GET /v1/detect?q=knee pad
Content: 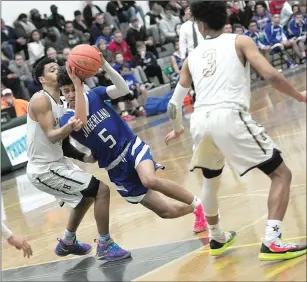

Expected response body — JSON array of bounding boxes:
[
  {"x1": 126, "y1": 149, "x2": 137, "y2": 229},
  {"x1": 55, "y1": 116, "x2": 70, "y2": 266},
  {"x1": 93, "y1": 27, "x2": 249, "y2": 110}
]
[
  {"x1": 202, "y1": 167, "x2": 224, "y2": 179},
  {"x1": 81, "y1": 176, "x2": 100, "y2": 198}
]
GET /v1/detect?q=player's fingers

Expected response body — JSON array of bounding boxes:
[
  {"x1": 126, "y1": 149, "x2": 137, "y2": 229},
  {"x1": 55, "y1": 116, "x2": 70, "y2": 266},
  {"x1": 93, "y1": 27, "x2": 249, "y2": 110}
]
[
  {"x1": 71, "y1": 66, "x2": 76, "y2": 76},
  {"x1": 24, "y1": 242, "x2": 32, "y2": 256},
  {"x1": 65, "y1": 61, "x2": 71, "y2": 73}
]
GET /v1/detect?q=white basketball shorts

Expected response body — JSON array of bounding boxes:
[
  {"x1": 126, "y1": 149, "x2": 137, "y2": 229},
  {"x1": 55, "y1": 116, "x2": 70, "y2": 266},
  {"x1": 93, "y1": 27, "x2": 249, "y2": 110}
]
[
  {"x1": 189, "y1": 107, "x2": 280, "y2": 176},
  {"x1": 27, "y1": 157, "x2": 93, "y2": 208}
]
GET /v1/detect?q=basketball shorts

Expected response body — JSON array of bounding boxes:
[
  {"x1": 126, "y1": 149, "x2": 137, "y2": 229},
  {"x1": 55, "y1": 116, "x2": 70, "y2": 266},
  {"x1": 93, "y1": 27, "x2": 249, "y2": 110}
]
[
  {"x1": 189, "y1": 106, "x2": 280, "y2": 176},
  {"x1": 27, "y1": 157, "x2": 93, "y2": 208},
  {"x1": 107, "y1": 136, "x2": 164, "y2": 204}
]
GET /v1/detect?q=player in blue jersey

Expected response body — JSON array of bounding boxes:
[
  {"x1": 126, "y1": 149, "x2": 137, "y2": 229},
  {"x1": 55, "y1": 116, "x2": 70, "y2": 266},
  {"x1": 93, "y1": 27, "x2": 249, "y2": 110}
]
[{"x1": 59, "y1": 57, "x2": 208, "y2": 237}]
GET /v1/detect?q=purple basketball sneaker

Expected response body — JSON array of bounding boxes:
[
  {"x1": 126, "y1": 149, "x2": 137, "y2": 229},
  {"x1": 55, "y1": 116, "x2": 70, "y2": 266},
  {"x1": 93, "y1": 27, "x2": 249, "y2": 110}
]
[
  {"x1": 95, "y1": 238, "x2": 131, "y2": 262},
  {"x1": 55, "y1": 238, "x2": 92, "y2": 256}
]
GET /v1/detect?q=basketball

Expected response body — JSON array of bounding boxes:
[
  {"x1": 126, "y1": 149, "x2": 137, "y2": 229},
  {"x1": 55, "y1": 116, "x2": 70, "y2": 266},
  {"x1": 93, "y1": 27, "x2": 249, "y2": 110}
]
[{"x1": 67, "y1": 44, "x2": 103, "y2": 80}]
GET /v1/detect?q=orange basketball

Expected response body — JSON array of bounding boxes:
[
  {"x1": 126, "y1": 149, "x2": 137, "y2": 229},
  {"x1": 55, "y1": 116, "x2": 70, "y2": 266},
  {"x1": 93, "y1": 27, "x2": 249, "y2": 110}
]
[{"x1": 67, "y1": 44, "x2": 103, "y2": 80}]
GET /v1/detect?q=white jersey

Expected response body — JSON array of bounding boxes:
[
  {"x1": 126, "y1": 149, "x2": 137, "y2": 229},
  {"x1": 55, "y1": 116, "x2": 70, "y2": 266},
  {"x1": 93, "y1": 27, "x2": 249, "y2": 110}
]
[
  {"x1": 27, "y1": 91, "x2": 66, "y2": 165},
  {"x1": 188, "y1": 33, "x2": 251, "y2": 110}
]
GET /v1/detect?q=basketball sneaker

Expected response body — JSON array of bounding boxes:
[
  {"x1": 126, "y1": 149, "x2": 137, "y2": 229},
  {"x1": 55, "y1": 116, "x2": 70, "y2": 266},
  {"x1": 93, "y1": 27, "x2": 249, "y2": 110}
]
[
  {"x1": 193, "y1": 204, "x2": 208, "y2": 233},
  {"x1": 210, "y1": 231, "x2": 237, "y2": 256},
  {"x1": 121, "y1": 111, "x2": 135, "y2": 121},
  {"x1": 95, "y1": 238, "x2": 131, "y2": 263},
  {"x1": 258, "y1": 238, "x2": 307, "y2": 261},
  {"x1": 54, "y1": 238, "x2": 92, "y2": 256}
]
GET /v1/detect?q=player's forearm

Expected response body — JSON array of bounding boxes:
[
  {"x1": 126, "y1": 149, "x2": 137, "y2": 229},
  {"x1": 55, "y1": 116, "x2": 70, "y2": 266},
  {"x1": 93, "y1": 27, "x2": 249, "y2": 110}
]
[
  {"x1": 2, "y1": 222, "x2": 12, "y2": 240},
  {"x1": 74, "y1": 84, "x2": 87, "y2": 125},
  {"x1": 267, "y1": 72, "x2": 304, "y2": 102},
  {"x1": 168, "y1": 84, "x2": 190, "y2": 133},
  {"x1": 62, "y1": 136, "x2": 86, "y2": 161},
  {"x1": 103, "y1": 60, "x2": 129, "y2": 98},
  {"x1": 47, "y1": 125, "x2": 73, "y2": 144}
]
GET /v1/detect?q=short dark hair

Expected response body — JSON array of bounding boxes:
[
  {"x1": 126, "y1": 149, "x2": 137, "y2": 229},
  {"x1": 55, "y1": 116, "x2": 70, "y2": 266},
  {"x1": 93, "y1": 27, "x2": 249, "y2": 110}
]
[
  {"x1": 33, "y1": 56, "x2": 56, "y2": 85},
  {"x1": 74, "y1": 10, "x2": 81, "y2": 17},
  {"x1": 65, "y1": 21, "x2": 73, "y2": 26},
  {"x1": 57, "y1": 67, "x2": 72, "y2": 87},
  {"x1": 119, "y1": 63, "x2": 131, "y2": 72},
  {"x1": 294, "y1": 11, "x2": 302, "y2": 17},
  {"x1": 190, "y1": 1, "x2": 227, "y2": 31},
  {"x1": 249, "y1": 20, "x2": 258, "y2": 26},
  {"x1": 164, "y1": 5, "x2": 173, "y2": 12}
]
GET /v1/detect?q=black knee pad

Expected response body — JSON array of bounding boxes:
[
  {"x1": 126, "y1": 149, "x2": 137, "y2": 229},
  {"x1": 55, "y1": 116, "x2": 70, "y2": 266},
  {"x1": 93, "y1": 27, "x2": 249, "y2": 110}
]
[
  {"x1": 202, "y1": 167, "x2": 224, "y2": 179},
  {"x1": 81, "y1": 176, "x2": 100, "y2": 198},
  {"x1": 257, "y1": 149, "x2": 283, "y2": 175}
]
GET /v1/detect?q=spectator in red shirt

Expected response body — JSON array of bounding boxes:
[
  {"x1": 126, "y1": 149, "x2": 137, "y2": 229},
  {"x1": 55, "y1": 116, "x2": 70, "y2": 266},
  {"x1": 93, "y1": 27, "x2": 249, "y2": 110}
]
[
  {"x1": 108, "y1": 30, "x2": 133, "y2": 63},
  {"x1": 269, "y1": 0, "x2": 287, "y2": 15}
]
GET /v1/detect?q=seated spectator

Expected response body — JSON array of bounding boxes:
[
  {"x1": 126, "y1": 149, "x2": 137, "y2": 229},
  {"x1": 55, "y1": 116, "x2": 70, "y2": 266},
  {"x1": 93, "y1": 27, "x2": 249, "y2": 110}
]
[
  {"x1": 1, "y1": 88, "x2": 28, "y2": 117},
  {"x1": 224, "y1": 23, "x2": 233, "y2": 33},
  {"x1": 96, "y1": 38, "x2": 113, "y2": 63},
  {"x1": 286, "y1": 12, "x2": 306, "y2": 63},
  {"x1": 145, "y1": 2, "x2": 163, "y2": 46},
  {"x1": 48, "y1": 5, "x2": 65, "y2": 32},
  {"x1": 46, "y1": 47, "x2": 65, "y2": 66},
  {"x1": 73, "y1": 10, "x2": 90, "y2": 41},
  {"x1": 126, "y1": 17, "x2": 157, "y2": 57},
  {"x1": 252, "y1": 2, "x2": 272, "y2": 31},
  {"x1": 113, "y1": 52, "x2": 150, "y2": 86},
  {"x1": 9, "y1": 54, "x2": 36, "y2": 97},
  {"x1": 62, "y1": 47, "x2": 72, "y2": 61},
  {"x1": 263, "y1": 14, "x2": 298, "y2": 68},
  {"x1": 95, "y1": 24, "x2": 114, "y2": 46},
  {"x1": 44, "y1": 26, "x2": 62, "y2": 52},
  {"x1": 301, "y1": 3, "x2": 307, "y2": 22},
  {"x1": 233, "y1": 23, "x2": 245, "y2": 34},
  {"x1": 159, "y1": 5, "x2": 181, "y2": 44},
  {"x1": 108, "y1": 31, "x2": 133, "y2": 63},
  {"x1": 13, "y1": 13, "x2": 36, "y2": 40},
  {"x1": 270, "y1": 0, "x2": 287, "y2": 15},
  {"x1": 106, "y1": 1, "x2": 129, "y2": 27},
  {"x1": 228, "y1": 1, "x2": 246, "y2": 27},
  {"x1": 89, "y1": 13, "x2": 105, "y2": 45},
  {"x1": 244, "y1": 20, "x2": 271, "y2": 62},
  {"x1": 121, "y1": 1, "x2": 145, "y2": 22},
  {"x1": 133, "y1": 42, "x2": 165, "y2": 85},
  {"x1": 1, "y1": 60, "x2": 24, "y2": 100},
  {"x1": 179, "y1": 0, "x2": 189, "y2": 22},
  {"x1": 60, "y1": 21, "x2": 86, "y2": 49},
  {"x1": 28, "y1": 30, "x2": 45, "y2": 67},
  {"x1": 170, "y1": 40, "x2": 183, "y2": 84},
  {"x1": 280, "y1": 1, "x2": 294, "y2": 26},
  {"x1": 29, "y1": 9, "x2": 48, "y2": 38},
  {"x1": 119, "y1": 64, "x2": 147, "y2": 117},
  {"x1": 1, "y1": 19, "x2": 27, "y2": 60},
  {"x1": 83, "y1": 0, "x2": 103, "y2": 29},
  {"x1": 292, "y1": 4, "x2": 300, "y2": 14}
]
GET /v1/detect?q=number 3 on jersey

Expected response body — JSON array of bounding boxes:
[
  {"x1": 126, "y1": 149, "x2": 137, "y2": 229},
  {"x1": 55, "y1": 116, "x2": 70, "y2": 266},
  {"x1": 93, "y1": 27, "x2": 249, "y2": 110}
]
[
  {"x1": 202, "y1": 49, "x2": 216, "y2": 77},
  {"x1": 98, "y1": 128, "x2": 116, "y2": 149}
]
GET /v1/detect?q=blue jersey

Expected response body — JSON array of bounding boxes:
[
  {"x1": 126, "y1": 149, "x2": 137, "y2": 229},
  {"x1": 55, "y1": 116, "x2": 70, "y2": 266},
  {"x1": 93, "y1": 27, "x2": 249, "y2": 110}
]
[{"x1": 60, "y1": 87, "x2": 135, "y2": 168}]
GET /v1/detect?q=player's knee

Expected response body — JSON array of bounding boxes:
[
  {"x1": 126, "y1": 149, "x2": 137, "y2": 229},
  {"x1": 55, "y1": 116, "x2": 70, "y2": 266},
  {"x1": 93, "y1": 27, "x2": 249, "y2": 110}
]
[
  {"x1": 81, "y1": 176, "x2": 100, "y2": 198},
  {"x1": 96, "y1": 182, "x2": 110, "y2": 199},
  {"x1": 202, "y1": 167, "x2": 223, "y2": 179},
  {"x1": 269, "y1": 163, "x2": 292, "y2": 184},
  {"x1": 141, "y1": 175, "x2": 159, "y2": 190}
]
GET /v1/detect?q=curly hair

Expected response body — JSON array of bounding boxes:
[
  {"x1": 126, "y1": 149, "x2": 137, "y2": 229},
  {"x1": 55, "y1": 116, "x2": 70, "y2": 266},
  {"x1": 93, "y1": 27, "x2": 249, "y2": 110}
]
[
  {"x1": 190, "y1": 1, "x2": 227, "y2": 31},
  {"x1": 57, "y1": 67, "x2": 73, "y2": 87}
]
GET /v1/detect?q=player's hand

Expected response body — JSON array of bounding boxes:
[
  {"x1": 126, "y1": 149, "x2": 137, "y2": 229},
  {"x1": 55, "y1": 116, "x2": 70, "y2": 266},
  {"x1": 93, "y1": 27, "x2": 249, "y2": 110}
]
[
  {"x1": 66, "y1": 61, "x2": 82, "y2": 87},
  {"x1": 83, "y1": 154, "x2": 96, "y2": 163},
  {"x1": 165, "y1": 128, "x2": 184, "y2": 145},
  {"x1": 298, "y1": 91, "x2": 306, "y2": 103},
  {"x1": 67, "y1": 116, "x2": 83, "y2": 131},
  {"x1": 7, "y1": 235, "x2": 33, "y2": 258}
]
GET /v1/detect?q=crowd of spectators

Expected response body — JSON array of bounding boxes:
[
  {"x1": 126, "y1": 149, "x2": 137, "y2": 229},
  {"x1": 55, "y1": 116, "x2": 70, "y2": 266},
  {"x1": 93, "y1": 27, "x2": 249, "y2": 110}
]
[{"x1": 1, "y1": 0, "x2": 306, "y2": 121}]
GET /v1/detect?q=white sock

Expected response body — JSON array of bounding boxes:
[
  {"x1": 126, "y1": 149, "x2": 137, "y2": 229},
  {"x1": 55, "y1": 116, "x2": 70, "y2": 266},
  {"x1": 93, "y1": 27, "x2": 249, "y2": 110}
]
[
  {"x1": 264, "y1": 220, "x2": 282, "y2": 242},
  {"x1": 190, "y1": 196, "x2": 201, "y2": 210},
  {"x1": 63, "y1": 229, "x2": 76, "y2": 245}
]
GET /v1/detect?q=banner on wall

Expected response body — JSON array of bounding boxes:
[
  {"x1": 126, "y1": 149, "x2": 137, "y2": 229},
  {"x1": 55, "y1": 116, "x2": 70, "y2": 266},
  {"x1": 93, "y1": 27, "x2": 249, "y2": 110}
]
[{"x1": 2, "y1": 124, "x2": 27, "y2": 166}]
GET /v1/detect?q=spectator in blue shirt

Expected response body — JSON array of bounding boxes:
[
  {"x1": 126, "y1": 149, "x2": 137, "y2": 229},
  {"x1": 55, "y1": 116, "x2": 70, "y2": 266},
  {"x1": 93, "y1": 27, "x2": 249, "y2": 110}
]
[
  {"x1": 287, "y1": 12, "x2": 306, "y2": 63},
  {"x1": 263, "y1": 14, "x2": 298, "y2": 68},
  {"x1": 95, "y1": 24, "x2": 114, "y2": 46},
  {"x1": 244, "y1": 20, "x2": 271, "y2": 62},
  {"x1": 119, "y1": 63, "x2": 147, "y2": 117}
]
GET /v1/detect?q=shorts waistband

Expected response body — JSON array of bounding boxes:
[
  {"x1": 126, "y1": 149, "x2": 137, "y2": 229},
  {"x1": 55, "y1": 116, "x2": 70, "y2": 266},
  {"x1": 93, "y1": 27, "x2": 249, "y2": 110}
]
[
  {"x1": 105, "y1": 142, "x2": 131, "y2": 171},
  {"x1": 194, "y1": 102, "x2": 248, "y2": 112}
]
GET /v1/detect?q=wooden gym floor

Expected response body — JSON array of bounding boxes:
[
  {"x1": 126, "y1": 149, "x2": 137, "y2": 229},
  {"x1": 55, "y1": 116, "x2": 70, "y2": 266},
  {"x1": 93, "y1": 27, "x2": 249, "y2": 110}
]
[{"x1": 1, "y1": 67, "x2": 306, "y2": 281}]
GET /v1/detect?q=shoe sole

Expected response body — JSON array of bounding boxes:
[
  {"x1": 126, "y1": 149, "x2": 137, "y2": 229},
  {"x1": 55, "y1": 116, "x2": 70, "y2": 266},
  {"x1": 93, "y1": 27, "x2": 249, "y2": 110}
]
[
  {"x1": 96, "y1": 252, "x2": 131, "y2": 263},
  {"x1": 55, "y1": 246, "x2": 93, "y2": 257},
  {"x1": 210, "y1": 236, "x2": 237, "y2": 256},
  {"x1": 258, "y1": 249, "x2": 307, "y2": 261}
]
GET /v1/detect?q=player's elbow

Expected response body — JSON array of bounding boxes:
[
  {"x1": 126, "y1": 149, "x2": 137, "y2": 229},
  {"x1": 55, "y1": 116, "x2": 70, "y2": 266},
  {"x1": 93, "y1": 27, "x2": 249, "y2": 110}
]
[{"x1": 46, "y1": 133, "x2": 59, "y2": 144}]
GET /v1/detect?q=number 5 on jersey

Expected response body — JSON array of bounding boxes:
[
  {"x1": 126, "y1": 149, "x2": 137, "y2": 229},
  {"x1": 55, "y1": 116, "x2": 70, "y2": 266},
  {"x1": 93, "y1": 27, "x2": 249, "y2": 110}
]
[{"x1": 98, "y1": 128, "x2": 116, "y2": 149}]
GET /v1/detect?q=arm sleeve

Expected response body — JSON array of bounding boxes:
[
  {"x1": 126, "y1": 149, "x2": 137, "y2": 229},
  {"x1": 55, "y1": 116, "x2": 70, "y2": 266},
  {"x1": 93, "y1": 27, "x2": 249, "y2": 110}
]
[
  {"x1": 167, "y1": 83, "x2": 190, "y2": 132},
  {"x1": 2, "y1": 222, "x2": 12, "y2": 240},
  {"x1": 62, "y1": 136, "x2": 86, "y2": 162}
]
